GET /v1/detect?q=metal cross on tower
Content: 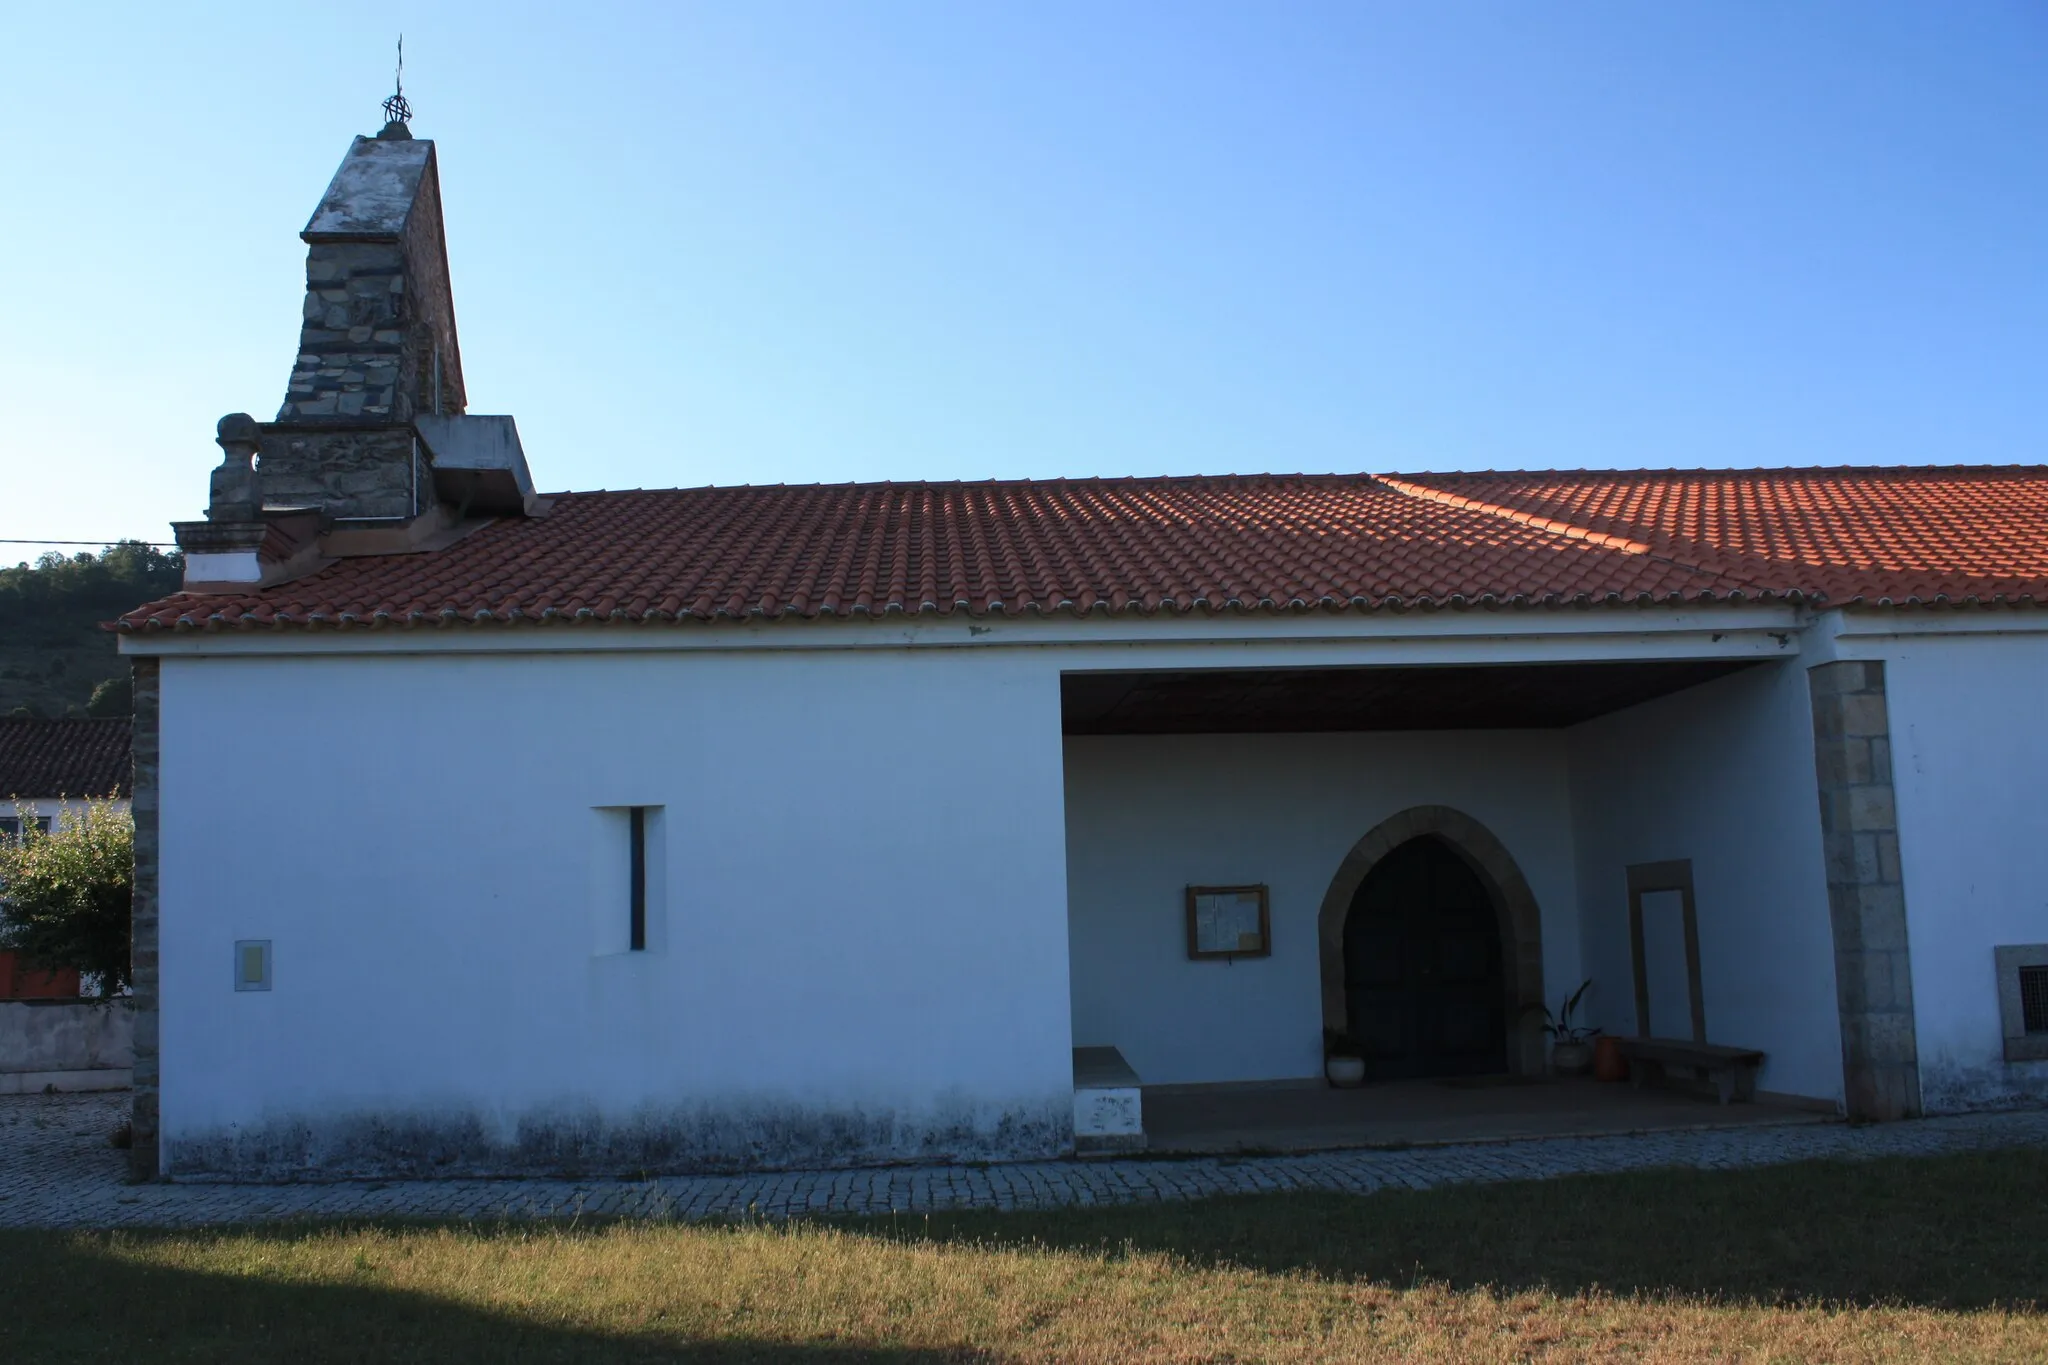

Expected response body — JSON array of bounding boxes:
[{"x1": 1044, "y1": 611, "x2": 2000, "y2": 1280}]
[{"x1": 382, "y1": 35, "x2": 412, "y2": 126}]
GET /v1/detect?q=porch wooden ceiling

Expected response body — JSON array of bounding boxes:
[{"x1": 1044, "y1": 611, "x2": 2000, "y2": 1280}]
[{"x1": 1060, "y1": 660, "x2": 1759, "y2": 734}]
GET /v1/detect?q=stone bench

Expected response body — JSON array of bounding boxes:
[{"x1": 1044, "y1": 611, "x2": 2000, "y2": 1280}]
[
  {"x1": 1073, "y1": 1046, "x2": 1145, "y2": 1154},
  {"x1": 1613, "y1": 1037, "x2": 1764, "y2": 1105}
]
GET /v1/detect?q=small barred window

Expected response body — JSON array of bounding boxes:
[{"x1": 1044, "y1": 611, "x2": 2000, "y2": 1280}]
[{"x1": 2022, "y1": 965, "x2": 2048, "y2": 1035}]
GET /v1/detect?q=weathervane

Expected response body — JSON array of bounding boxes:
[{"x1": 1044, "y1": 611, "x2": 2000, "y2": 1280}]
[{"x1": 382, "y1": 35, "x2": 412, "y2": 126}]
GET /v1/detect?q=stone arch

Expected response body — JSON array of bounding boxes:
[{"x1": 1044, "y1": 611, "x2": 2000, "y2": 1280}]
[{"x1": 1318, "y1": 805, "x2": 1548, "y2": 1077}]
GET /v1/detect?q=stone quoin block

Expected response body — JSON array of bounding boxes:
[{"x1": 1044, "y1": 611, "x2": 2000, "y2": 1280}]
[
  {"x1": 1808, "y1": 659, "x2": 1920, "y2": 1121},
  {"x1": 128, "y1": 658, "x2": 161, "y2": 1180}
]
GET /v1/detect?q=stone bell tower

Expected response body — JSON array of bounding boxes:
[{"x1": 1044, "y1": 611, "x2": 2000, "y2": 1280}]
[
  {"x1": 261, "y1": 117, "x2": 466, "y2": 512},
  {"x1": 173, "y1": 103, "x2": 538, "y2": 592}
]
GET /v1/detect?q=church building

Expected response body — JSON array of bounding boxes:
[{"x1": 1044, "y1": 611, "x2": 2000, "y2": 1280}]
[{"x1": 113, "y1": 115, "x2": 2048, "y2": 1180}]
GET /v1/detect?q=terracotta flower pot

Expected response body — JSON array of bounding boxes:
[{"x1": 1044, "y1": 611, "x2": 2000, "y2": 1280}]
[
  {"x1": 1549, "y1": 1041, "x2": 1594, "y2": 1077},
  {"x1": 1593, "y1": 1034, "x2": 1629, "y2": 1083},
  {"x1": 1325, "y1": 1054, "x2": 1366, "y2": 1088}
]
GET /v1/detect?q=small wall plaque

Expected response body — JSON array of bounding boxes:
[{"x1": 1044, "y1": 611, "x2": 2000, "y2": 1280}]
[
  {"x1": 1185, "y1": 885, "x2": 1271, "y2": 960},
  {"x1": 234, "y1": 939, "x2": 272, "y2": 992}
]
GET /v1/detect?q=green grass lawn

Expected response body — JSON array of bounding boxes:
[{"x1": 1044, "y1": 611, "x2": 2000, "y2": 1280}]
[{"x1": 3, "y1": 1148, "x2": 2042, "y2": 1362}]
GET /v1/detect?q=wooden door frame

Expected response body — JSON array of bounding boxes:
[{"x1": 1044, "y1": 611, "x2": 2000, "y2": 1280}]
[{"x1": 1625, "y1": 859, "x2": 1707, "y2": 1043}]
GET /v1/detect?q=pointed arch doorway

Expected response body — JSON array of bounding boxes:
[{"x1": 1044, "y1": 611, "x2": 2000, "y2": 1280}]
[
  {"x1": 1318, "y1": 807, "x2": 1548, "y2": 1079},
  {"x1": 1344, "y1": 835, "x2": 1507, "y2": 1079}
]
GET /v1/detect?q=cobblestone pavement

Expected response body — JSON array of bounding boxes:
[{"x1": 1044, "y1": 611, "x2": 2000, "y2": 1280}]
[{"x1": 5, "y1": 1092, "x2": 2047, "y2": 1231}]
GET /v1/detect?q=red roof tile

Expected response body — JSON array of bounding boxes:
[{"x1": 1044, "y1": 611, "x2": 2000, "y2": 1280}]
[
  {"x1": 1390, "y1": 466, "x2": 2048, "y2": 606},
  {"x1": 113, "y1": 468, "x2": 2048, "y2": 632},
  {"x1": 0, "y1": 719, "x2": 131, "y2": 799}
]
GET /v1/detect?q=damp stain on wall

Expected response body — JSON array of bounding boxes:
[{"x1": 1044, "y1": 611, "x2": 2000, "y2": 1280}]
[
  {"x1": 1919, "y1": 1050, "x2": 2048, "y2": 1114},
  {"x1": 163, "y1": 1093, "x2": 1073, "y2": 1181}
]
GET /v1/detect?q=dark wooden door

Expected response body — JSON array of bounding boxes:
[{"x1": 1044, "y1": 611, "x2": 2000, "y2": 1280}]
[{"x1": 1343, "y1": 835, "x2": 1508, "y2": 1080}]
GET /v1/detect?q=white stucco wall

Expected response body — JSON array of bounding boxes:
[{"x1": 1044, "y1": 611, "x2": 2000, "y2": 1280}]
[
  {"x1": 1565, "y1": 660, "x2": 1843, "y2": 1103},
  {"x1": 1884, "y1": 633, "x2": 2048, "y2": 1111},
  {"x1": 1064, "y1": 730, "x2": 1581, "y2": 1087},
  {"x1": 154, "y1": 649, "x2": 1075, "y2": 1176}
]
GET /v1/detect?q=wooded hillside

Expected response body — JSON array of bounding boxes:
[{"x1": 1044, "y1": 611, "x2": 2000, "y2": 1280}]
[{"x1": 0, "y1": 545, "x2": 181, "y2": 719}]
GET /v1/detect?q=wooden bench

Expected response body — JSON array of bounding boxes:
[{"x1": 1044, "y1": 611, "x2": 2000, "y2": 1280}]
[{"x1": 1612, "y1": 1037, "x2": 1764, "y2": 1105}]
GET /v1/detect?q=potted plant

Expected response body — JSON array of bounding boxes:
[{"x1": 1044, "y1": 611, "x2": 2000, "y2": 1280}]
[
  {"x1": 1529, "y1": 980, "x2": 1599, "y2": 1076},
  {"x1": 1323, "y1": 1028, "x2": 1366, "y2": 1088},
  {"x1": 1593, "y1": 1032, "x2": 1629, "y2": 1083}
]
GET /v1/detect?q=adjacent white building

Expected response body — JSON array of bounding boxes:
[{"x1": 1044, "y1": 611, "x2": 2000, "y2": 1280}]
[
  {"x1": 0, "y1": 717, "x2": 135, "y2": 1089},
  {"x1": 0, "y1": 717, "x2": 132, "y2": 1002},
  {"x1": 112, "y1": 120, "x2": 2048, "y2": 1180},
  {"x1": 0, "y1": 717, "x2": 131, "y2": 837}
]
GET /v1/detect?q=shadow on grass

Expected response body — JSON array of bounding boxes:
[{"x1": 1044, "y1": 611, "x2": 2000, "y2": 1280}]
[
  {"x1": 0, "y1": 1230, "x2": 979, "y2": 1365},
  {"x1": 6, "y1": 1147, "x2": 2039, "y2": 1360},
  {"x1": 841, "y1": 1147, "x2": 2048, "y2": 1312}
]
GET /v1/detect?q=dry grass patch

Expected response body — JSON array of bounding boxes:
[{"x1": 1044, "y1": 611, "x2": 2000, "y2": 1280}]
[{"x1": 2, "y1": 1148, "x2": 2042, "y2": 1361}]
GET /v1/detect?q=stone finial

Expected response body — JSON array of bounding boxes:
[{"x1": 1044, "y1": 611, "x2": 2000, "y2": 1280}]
[
  {"x1": 217, "y1": 411, "x2": 261, "y2": 450},
  {"x1": 207, "y1": 413, "x2": 263, "y2": 522}
]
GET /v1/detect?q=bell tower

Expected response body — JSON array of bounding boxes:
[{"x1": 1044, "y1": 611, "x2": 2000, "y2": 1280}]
[{"x1": 172, "y1": 76, "x2": 539, "y2": 592}]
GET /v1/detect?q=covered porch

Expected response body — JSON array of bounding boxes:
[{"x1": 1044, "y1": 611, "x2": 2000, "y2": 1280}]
[{"x1": 1062, "y1": 651, "x2": 1849, "y2": 1153}]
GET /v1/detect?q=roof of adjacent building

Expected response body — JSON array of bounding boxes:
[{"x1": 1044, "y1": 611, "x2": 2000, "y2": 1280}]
[
  {"x1": 0, "y1": 719, "x2": 132, "y2": 799},
  {"x1": 114, "y1": 466, "x2": 2048, "y2": 632}
]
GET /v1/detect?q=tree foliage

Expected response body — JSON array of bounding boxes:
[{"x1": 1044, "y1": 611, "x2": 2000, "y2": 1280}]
[
  {"x1": 86, "y1": 676, "x2": 133, "y2": 717},
  {"x1": 0, "y1": 542, "x2": 181, "y2": 718},
  {"x1": 0, "y1": 798, "x2": 133, "y2": 996}
]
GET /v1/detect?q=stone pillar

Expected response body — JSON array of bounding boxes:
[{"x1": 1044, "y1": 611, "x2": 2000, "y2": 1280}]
[
  {"x1": 1808, "y1": 660, "x2": 1921, "y2": 1120},
  {"x1": 128, "y1": 658, "x2": 160, "y2": 1180},
  {"x1": 204, "y1": 414, "x2": 262, "y2": 519}
]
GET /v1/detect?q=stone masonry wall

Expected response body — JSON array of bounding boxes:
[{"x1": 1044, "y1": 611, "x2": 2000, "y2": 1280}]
[
  {"x1": 129, "y1": 657, "x2": 160, "y2": 1179},
  {"x1": 279, "y1": 241, "x2": 414, "y2": 423},
  {"x1": 399, "y1": 167, "x2": 467, "y2": 416},
  {"x1": 1808, "y1": 659, "x2": 1922, "y2": 1121},
  {"x1": 256, "y1": 426, "x2": 419, "y2": 521},
  {"x1": 261, "y1": 137, "x2": 465, "y2": 523},
  {"x1": 277, "y1": 151, "x2": 464, "y2": 428}
]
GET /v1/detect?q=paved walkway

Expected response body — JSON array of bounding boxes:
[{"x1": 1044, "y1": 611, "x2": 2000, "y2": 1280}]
[{"x1": 5, "y1": 1091, "x2": 2047, "y2": 1230}]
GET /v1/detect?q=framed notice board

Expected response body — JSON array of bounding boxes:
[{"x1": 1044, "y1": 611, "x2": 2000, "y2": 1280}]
[{"x1": 1185, "y1": 885, "x2": 1271, "y2": 960}]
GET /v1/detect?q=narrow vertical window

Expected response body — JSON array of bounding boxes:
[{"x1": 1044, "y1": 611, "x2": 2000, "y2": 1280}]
[{"x1": 628, "y1": 805, "x2": 647, "y2": 952}]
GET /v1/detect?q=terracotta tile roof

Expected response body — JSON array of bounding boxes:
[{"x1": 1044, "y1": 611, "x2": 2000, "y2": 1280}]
[
  {"x1": 113, "y1": 468, "x2": 2048, "y2": 632},
  {"x1": 1388, "y1": 467, "x2": 2048, "y2": 606},
  {"x1": 0, "y1": 719, "x2": 131, "y2": 799}
]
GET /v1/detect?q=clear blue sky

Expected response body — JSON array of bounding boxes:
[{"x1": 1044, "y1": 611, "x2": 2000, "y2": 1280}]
[{"x1": 2, "y1": 2, "x2": 2043, "y2": 548}]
